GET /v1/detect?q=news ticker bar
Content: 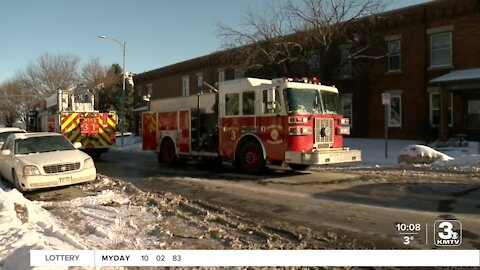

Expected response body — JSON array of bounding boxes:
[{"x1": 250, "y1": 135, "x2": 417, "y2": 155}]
[{"x1": 31, "y1": 250, "x2": 480, "y2": 267}]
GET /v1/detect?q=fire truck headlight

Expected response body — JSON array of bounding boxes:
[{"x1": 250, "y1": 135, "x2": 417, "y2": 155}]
[
  {"x1": 84, "y1": 158, "x2": 95, "y2": 169},
  {"x1": 303, "y1": 153, "x2": 312, "y2": 161},
  {"x1": 339, "y1": 118, "x2": 350, "y2": 125},
  {"x1": 336, "y1": 127, "x2": 350, "y2": 135},
  {"x1": 288, "y1": 117, "x2": 308, "y2": 124},
  {"x1": 23, "y1": 165, "x2": 40, "y2": 176},
  {"x1": 289, "y1": 126, "x2": 312, "y2": 135}
]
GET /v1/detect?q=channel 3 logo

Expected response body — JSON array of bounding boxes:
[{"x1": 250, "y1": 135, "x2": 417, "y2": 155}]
[{"x1": 434, "y1": 220, "x2": 462, "y2": 247}]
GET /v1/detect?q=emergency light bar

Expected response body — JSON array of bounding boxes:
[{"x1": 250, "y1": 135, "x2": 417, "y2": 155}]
[{"x1": 282, "y1": 77, "x2": 321, "y2": 84}]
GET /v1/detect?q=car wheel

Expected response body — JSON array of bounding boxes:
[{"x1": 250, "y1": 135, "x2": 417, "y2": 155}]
[{"x1": 12, "y1": 170, "x2": 24, "y2": 192}]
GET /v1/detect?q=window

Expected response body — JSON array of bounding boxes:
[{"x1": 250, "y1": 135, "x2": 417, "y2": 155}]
[
  {"x1": 307, "y1": 50, "x2": 321, "y2": 75},
  {"x1": 388, "y1": 39, "x2": 401, "y2": 72},
  {"x1": 242, "y1": 91, "x2": 255, "y2": 115},
  {"x1": 218, "y1": 69, "x2": 225, "y2": 83},
  {"x1": 340, "y1": 46, "x2": 352, "y2": 78},
  {"x1": 196, "y1": 72, "x2": 203, "y2": 89},
  {"x1": 182, "y1": 76, "x2": 189, "y2": 96},
  {"x1": 430, "y1": 32, "x2": 452, "y2": 68},
  {"x1": 234, "y1": 67, "x2": 245, "y2": 79},
  {"x1": 341, "y1": 94, "x2": 353, "y2": 128},
  {"x1": 136, "y1": 86, "x2": 142, "y2": 98},
  {"x1": 225, "y1": 93, "x2": 239, "y2": 116},
  {"x1": 147, "y1": 84, "x2": 153, "y2": 96},
  {"x1": 388, "y1": 94, "x2": 402, "y2": 127},
  {"x1": 430, "y1": 92, "x2": 453, "y2": 127}
]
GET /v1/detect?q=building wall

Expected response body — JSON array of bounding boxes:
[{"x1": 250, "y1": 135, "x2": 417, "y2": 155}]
[
  {"x1": 132, "y1": 0, "x2": 480, "y2": 140},
  {"x1": 364, "y1": 0, "x2": 480, "y2": 140}
]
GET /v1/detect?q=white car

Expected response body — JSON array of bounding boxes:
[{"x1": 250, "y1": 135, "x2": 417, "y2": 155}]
[
  {"x1": 0, "y1": 132, "x2": 96, "y2": 192},
  {"x1": 0, "y1": 127, "x2": 26, "y2": 148}
]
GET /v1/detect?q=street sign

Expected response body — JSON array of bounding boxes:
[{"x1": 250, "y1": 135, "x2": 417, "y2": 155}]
[{"x1": 382, "y1": 93, "x2": 390, "y2": 105}]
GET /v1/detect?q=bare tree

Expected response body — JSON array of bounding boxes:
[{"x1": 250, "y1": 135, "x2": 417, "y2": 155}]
[
  {"x1": 0, "y1": 78, "x2": 38, "y2": 126},
  {"x1": 217, "y1": 0, "x2": 390, "y2": 79},
  {"x1": 80, "y1": 57, "x2": 109, "y2": 89},
  {"x1": 217, "y1": 1, "x2": 302, "y2": 76},
  {"x1": 19, "y1": 53, "x2": 80, "y2": 98}
]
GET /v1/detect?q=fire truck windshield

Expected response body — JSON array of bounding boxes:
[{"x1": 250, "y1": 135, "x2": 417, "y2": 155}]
[
  {"x1": 321, "y1": 91, "x2": 341, "y2": 114},
  {"x1": 283, "y1": 88, "x2": 340, "y2": 115}
]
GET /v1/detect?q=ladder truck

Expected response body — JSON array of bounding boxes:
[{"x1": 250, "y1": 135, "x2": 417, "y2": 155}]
[{"x1": 26, "y1": 88, "x2": 118, "y2": 158}]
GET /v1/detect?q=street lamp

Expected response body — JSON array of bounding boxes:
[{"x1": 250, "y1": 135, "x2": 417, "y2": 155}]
[{"x1": 98, "y1": 35, "x2": 126, "y2": 148}]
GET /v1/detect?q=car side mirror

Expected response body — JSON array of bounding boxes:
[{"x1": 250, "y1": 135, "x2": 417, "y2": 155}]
[
  {"x1": 73, "y1": 142, "x2": 82, "y2": 149},
  {"x1": 0, "y1": 142, "x2": 4, "y2": 149},
  {"x1": 1, "y1": 149, "x2": 11, "y2": 156}
]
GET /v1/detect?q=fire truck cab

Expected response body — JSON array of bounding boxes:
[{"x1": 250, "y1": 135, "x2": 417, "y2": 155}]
[{"x1": 143, "y1": 77, "x2": 361, "y2": 173}]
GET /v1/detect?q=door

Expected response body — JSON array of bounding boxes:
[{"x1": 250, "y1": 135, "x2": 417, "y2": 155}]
[{"x1": 466, "y1": 99, "x2": 480, "y2": 141}]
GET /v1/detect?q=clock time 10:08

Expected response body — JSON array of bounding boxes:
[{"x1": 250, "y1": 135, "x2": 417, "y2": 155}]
[{"x1": 396, "y1": 223, "x2": 421, "y2": 232}]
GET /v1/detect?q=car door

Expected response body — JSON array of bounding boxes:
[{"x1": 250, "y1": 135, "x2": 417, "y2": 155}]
[{"x1": 0, "y1": 137, "x2": 16, "y2": 182}]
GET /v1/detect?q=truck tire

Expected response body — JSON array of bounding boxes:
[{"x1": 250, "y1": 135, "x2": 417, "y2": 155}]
[
  {"x1": 237, "y1": 140, "x2": 265, "y2": 174},
  {"x1": 289, "y1": 164, "x2": 310, "y2": 171},
  {"x1": 159, "y1": 139, "x2": 176, "y2": 165}
]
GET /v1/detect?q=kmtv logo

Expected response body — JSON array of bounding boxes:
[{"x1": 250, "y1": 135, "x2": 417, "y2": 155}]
[{"x1": 434, "y1": 220, "x2": 462, "y2": 246}]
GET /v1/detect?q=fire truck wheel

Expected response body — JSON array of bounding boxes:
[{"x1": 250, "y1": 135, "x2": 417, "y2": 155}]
[
  {"x1": 237, "y1": 140, "x2": 265, "y2": 174},
  {"x1": 159, "y1": 139, "x2": 179, "y2": 165},
  {"x1": 288, "y1": 164, "x2": 310, "y2": 171}
]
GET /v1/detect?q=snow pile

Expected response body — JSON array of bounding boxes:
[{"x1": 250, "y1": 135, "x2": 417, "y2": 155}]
[
  {"x1": 342, "y1": 138, "x2": 480, "y2": 171},
  {"x1": 0, "y1": 182, "x2": 85, "y2": 270},
  {"x1": 397, "y1": 144, "x2": 454, "y2": 165}
]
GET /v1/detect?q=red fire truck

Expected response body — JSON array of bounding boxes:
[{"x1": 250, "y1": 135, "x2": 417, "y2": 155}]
[
  {"x1": 142, "y1": 77, "x2": 361, "y2": 173},
  {"x1": 27, "y1": 88, "x2": 118, "y2": 158}
]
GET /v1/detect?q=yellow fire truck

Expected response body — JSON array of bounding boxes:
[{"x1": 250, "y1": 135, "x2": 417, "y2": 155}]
[{"x1": 26, "y1": 88, "x2": 118, "y2": 158}]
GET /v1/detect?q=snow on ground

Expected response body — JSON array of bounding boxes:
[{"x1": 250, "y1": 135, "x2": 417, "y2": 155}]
[
  {"x1": 1, "y1": 136, "x2": 479, "y2": 269},
  {"x1": 342, "y1": 138, "x2": 480, "y2": 172},
  {"x1": 0, "y1": 182, "x2": 89, "y2": 270}
]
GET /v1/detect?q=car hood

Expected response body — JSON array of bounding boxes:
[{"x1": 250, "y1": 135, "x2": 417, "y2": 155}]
[{"x1": 16, "y1": 150, "x2": 89, "y2": 167}]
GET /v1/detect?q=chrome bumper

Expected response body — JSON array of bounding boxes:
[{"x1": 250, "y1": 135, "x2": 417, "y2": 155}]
[{"x1": 285, "y1": 148, "x2": 362, "y2": 165}]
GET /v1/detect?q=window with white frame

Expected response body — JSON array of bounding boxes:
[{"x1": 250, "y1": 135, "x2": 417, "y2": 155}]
[
  {"x1": 136, "y1": 86, "x2": 142, "y2": 98},
  {"x1": 147, "y1": 84, "x2": 152, "y2": 96},
  {"x1": 430, "y1": 92, "x2": 453, "y2": 127},
  {"x1": 307, "y1": 50, "x2": 321, "y2": 74},
  {"x1": 218, "y1": 68, "x2": 225, "y2": 82},
  {"x1": 341, "y1": 94, "x2": 353, "y2": 128},
  {"x1": 196, "y1": 72, "x2": 203, "y2": 89},
  {"x1": 340, "y1": 46, "x2": 352, "y2": 78},
  {"x1": 182, "y1": 76, "x2": 189, "y2": 96},
  {"x1": 388, "y1": 39, "x2": 401, "y2": 72},
  {"x1": 388, "y1": 94, "x2": 402, "y2": 127},
  {"x1": 430, "y1": 32, "x2": 452, "y2": 68}
]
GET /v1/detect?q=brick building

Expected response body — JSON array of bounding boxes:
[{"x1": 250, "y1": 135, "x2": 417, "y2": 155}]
[{"x1": 133, "y1": 0, "x2": 480, "y2": 141}]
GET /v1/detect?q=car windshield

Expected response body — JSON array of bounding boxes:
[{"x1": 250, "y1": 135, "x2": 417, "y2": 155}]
[
  {"x1": 283, "y1": 88, "x2": 322, "y2": 114},
  {"x1": 15, "y1": 136, "x2": 75, "y2": 155},
  {"x1": 0, "y1": 131, "x2": 25, "y2": 143},
  {"x1": 321, "y1": 91, "x2": 341, "y2": 115}
]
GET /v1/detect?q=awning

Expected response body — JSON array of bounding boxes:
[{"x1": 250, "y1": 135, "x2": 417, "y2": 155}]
[
  {"x1": 430, "y1": 68, "x2": 480, "y2": 84},
  {"x1": 133, "y1": 106, "x2": 148, "y2": 112}
]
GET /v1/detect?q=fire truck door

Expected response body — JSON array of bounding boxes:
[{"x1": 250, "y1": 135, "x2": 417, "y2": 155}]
[{"x1": 142, "y1": 112, "x2": 158, "y2": 151}]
